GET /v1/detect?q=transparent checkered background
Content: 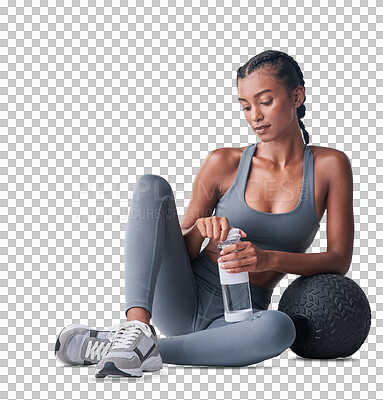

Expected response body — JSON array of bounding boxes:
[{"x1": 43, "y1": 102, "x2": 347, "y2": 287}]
[{"x1": 1, "y1": 0, "x2": 382, "y2": 399}]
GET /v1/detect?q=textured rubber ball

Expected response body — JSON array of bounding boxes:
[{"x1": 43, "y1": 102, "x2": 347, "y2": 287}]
[{"x1": 278, "y1": 274, "x2": 371, "y2": 359}]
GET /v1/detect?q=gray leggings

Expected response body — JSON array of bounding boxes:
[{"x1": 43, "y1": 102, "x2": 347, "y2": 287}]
[{"x1": 125, "y1": 174, "x2": 296, "y2": 367}]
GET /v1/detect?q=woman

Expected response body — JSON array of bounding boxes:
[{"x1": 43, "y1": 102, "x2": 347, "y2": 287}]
[{"x1": 55, "y1": 50, "x2": 354, "y2": 378}]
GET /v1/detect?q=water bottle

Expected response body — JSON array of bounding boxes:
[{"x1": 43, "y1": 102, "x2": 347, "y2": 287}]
[{"x1": 217, "y1": 228, "x2": 253, "y2": 322}]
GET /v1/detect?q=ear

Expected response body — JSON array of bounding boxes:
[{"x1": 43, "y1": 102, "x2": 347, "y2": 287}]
[{"x1": 294, "y1": 85, "x2": 305, "y2": 108}]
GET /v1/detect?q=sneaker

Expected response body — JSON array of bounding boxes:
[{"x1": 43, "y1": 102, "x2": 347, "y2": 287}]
[
  {"x1": 55, "y1": 324, "x2": 112, "y2": 366},
  {"x1": 95, "y1": 320, "x2": 163, "y2": 378}
]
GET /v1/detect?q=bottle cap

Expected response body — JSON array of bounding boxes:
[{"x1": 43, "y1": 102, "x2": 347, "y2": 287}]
[{"x1": 226, "y1": 228, "x2": 241, "y2": 241}]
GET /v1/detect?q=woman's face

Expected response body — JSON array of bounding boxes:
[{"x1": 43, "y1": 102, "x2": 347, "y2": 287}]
[{"x1": 237, "y1": 69, "x2": 303, "y2": 142}]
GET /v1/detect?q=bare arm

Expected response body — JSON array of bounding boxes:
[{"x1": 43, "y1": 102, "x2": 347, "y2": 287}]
[
  {"x1": 180, "y1": 148, "x2": 230, "y2": 260},
  {"x1": 265, "y1": 150, "x2": 354, "y2": 276},
  {"x1": 265, "y1": 250, "x2": 349, "y2": 276},
  {"x1": 181, "y1": 226, "x2": 205, "y2": 261}
]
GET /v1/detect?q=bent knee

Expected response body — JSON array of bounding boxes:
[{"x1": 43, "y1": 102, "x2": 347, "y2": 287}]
[
  {"x1": 137, "y1": 174, "x2": 171, "y2": 188},
  {"x1": 135, "y1": 174, "x2": 173, "y2": 198},
  {"x1": 254, "y1": 310, "x2": 296, "y2": 352}
]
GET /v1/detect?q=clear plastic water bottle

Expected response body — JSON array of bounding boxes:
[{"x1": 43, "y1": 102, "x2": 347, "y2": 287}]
[{"x1": 217, "y1": 228, "x2": 253, "y2": 322}]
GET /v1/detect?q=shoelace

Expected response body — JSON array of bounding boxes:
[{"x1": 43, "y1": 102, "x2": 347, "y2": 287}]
[
  {"x1": 84, "y1": 340, "x2": 112, "y2": 361},
  {"x1": 108, "y1": 320, "x2": 153, "y2": 350}
]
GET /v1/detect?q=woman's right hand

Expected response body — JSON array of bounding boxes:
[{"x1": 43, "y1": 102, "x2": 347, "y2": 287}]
[{"x1": 194, "y1": 216, "x2": 247, "y2": 243}]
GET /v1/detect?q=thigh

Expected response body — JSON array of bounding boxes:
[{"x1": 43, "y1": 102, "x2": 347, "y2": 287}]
[
  {"x1": 149, "y1": 178, "x2": 200, "y2": 337},
  {"x1": 158, "y1": 309, "x2": 296, "y2": 367}
]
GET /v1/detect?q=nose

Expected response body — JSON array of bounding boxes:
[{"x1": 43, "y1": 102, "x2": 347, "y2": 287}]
[{"x1": 250, "y1": 106, "x2": 263, "y2": 122}]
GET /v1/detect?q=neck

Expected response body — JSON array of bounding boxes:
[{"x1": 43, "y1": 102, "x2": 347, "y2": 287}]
[{"x1": 256, "y1": 134, "x2": 306, "y2": 169}]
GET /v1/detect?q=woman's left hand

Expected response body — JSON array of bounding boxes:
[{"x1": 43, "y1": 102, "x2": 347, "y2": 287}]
[{"x1": 217, "y1": 241, "x2": 269, "y2": 273}]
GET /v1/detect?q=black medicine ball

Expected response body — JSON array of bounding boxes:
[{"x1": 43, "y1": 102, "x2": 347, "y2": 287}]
[{"x1": 278, "y1": 274, "x2": 371, "y2": 359}]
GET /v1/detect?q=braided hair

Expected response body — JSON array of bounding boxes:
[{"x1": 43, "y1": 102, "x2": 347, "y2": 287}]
[{"x1": 236, "y1": 50, "x2": 309, "y2": 145}]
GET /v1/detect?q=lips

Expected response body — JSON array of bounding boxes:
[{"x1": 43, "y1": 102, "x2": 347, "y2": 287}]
[{"x1": 254, "y1": 125, "x2": 270, "y2": 133}]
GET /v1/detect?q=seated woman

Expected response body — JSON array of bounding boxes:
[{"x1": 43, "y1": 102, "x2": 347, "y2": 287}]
[{"x1": 55, "y1": 49, "x2": 354, "y2": 378}]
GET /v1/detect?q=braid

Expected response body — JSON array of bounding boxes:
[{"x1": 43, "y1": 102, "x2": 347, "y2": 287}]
[
  {"x1": 237, "y1": 50, "x2": 310, "y2": 145},
  {"x1": 279, "y1": 53, "x2": 310, "y2": 145},
  {"x1": 298, "y1": 119, "x2": 309, "y2": 145}
]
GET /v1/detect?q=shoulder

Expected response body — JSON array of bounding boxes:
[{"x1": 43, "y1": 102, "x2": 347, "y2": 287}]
[
  {"x1": 309, "y1": 145, "x2": 351, "y2": 166},
  {"x1": 204, "y1": 147, "x2": 247, "y2": 196},
  {"x1": 208, "y1": 145, "x2": 245, "y2": 158},
  {"x1": 309, "y1": 145, "x2": 353, "y2": 187},
  {"x1": 207, "y1": 146, "x2": 246, "y2": 171}
]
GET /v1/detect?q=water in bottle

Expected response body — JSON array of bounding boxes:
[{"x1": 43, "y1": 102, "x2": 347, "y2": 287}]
[{"x1": 217, "y1": 228, "x2": 253, "y2": 322}]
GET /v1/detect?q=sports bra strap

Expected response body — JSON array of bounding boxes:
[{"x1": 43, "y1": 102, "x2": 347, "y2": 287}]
[{"x1": 234, "y1": 144, "x2": 256, "y2": 190}]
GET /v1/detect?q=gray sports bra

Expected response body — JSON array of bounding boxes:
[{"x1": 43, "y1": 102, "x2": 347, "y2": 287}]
[{"x1": 213, "y1": 143, "x2": 320, "y2": 253}]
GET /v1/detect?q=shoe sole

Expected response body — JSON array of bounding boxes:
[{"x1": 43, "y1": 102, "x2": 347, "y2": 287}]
[
  {"x1": 95, "y1": 354, "x2": 163, "y2": 378},
  {"x1": 55, "y1": 324, "x2": 99, "y2": 366}
]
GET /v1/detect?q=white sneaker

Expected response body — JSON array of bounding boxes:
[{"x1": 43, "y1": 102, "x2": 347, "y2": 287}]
[
  {"x1": 95, "y1": 320, "x2": 163, "y2": 378},
  {"x1": 55, "y1": 324, "x2": 112, "y2": 366}
]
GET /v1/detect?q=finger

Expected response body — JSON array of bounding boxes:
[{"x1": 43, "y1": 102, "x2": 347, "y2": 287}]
[
  {"x1": 224, "y1": 262, "x2": 245, "y2": 272},
  {"x1": 219, "y1": 249, "x2": 245, "y2": 264},
  {"x1": 212, "y1": 218, "x2": 221, "y2": 241},
  {"x1": 199, "y1": 221, "x2": 207, "y2": 238},
  {"x1": 219, "y1": 244, "x2": 230, "y2": 255},
  {"x1": 227, "y1": 266, "x2": 246, "y2": 273},
  {"x1": 220, "y1": 241, "x2": 245, "y2": 255},
  {"x1": 224, "y1": 258, "x2": 250, "y2": 272},
  {"x1": 220, "y1": 221, "x2": 230, "y2": 242},
  {"x1": 205, "y1": 220, "x2": 213, "y2": 239}
]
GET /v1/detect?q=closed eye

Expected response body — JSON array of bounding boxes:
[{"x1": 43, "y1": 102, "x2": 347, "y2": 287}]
[{"x1": 242, "y1": 100, "x2": 273, "y2": 111}]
